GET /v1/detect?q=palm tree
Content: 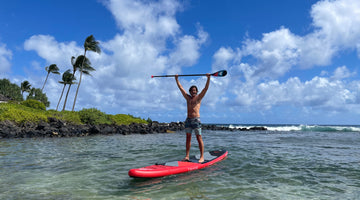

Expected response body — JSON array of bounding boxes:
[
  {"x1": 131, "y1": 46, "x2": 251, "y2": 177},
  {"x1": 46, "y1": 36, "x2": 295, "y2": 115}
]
[
  {"x1": 62, "y1": 57, "x2": 77, "y2": 111},
  {"x1": 42, "y1": 64, "x2": 60, "y2": 92},
  {"x1": 63, "y1": 56, "x2": 94, "y2": 111},
  {"x1": 72, "y1": 35, "x2": 101, "y2": 111},
  {"x1": 21, "y1": 81, "x2": 31, "y2": 96},
  {"x1": 56, "y1": 70, "x2": 76, "y2": 111}
]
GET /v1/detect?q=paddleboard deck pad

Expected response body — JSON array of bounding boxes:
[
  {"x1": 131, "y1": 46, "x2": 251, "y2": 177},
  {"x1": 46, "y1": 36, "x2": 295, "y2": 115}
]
[{"x1": 128, "y1": 150, "x2": 228, "y2": 178}]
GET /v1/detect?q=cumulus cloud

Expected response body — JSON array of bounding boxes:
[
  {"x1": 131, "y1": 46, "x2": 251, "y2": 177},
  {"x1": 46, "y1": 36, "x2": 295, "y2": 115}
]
[
  {"x1": 214, "y1": 0, "x2": 360, "y2": 114},
  {"x1": 24, "y1": 35, "x2": 82, "y2": 69},
  {"x1": 104, "y1": 0, "x2": 180, "y2": 40},
  {"x1": 0, "y1": 43, "x2": 12, "y2": 75},
  {"x1": 242, "y1": 27, "x2": 301, "y2": 79},
  {"x1": 331, "y1": 65, "x2": 356, "y2": 80}
]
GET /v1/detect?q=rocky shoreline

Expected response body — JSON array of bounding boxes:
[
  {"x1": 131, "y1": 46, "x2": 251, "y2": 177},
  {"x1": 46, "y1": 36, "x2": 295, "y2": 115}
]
[{"x1": 0, "y1": 117, "x2": 267, "y2": 138}]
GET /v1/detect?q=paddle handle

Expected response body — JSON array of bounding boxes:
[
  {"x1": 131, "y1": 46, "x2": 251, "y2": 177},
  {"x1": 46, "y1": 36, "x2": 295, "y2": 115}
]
[{"x1": 151, "y1": 70, "x2": 227, "y2": 78}]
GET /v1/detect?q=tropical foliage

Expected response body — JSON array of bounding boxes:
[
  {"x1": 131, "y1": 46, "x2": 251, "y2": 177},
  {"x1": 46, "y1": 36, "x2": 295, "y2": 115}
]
[
  {"x1": 21, "y1": 81, "x2": 31, "y2": 96},
  {"x1": 27, "y1": 88, "x2": 50, "y2": 107},
  {"x1": 0, "y1": 102, "x2": 47, "y2": 124},
  {"x1": 0, "y1": 79, "x2": 23, "y2": 101},
  {"x1": 0, "y1": 102, "x2": 148, "y2": 125},
  {"x1": 42, "y1": 64, "x2": 60, "y2": 91},
  {"x1": 78, "y1": 108, "x2": 111, "y2": 125},
  {"x1": 21, "y1": 99, "x2": 46, "y2": 110},
  {"x1": 72, "y1": 35, "x2": 101, "y2": 111},
  {"x1": 57, "y1": 69, "x2": 76, "y2": 111}
]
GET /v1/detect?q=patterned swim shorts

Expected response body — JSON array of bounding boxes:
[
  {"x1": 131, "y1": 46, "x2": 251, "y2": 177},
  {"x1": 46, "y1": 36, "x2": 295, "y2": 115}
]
[{"x1": 185, "y1": 117, "x2": 201, "y2": 135}]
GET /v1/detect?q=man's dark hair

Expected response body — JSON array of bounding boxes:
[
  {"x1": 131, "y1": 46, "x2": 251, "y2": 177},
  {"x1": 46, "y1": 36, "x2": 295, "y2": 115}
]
[{"x1": 189, "y1": 85, "x2": 198, "y2": 93}]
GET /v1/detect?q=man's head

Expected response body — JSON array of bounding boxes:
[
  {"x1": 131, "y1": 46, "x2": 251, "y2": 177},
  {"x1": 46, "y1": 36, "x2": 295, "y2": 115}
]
[{"x1": 189, "y1": 85, "x2": 198, "y2": 97}]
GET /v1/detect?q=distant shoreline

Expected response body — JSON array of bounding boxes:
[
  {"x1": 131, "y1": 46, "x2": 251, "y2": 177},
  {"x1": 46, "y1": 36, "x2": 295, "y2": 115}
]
[{"x1": 0, "y1": 118, "x2": 267, "y2": 138}]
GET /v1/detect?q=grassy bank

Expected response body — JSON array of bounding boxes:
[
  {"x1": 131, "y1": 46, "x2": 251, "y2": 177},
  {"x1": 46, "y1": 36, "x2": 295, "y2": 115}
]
[{"x1": 0, "y1": 100, "x2": 149, "y2": 125}]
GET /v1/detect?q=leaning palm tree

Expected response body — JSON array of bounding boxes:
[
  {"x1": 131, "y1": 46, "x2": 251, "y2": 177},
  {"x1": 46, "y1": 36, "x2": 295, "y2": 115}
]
[
  {"x1": 63, "y1": 56, "x2": 94, "y2": 111},
  {"x1": 21, "y1": 80, "x2": 31, "y2": 96},
  {"x1": 72, "y1": 35, "x2": 101, "y2": 111},
  {"x1": 62, "y1": 57, "x2": 77, "y2": 111},
  {"x1": 56, "y1": 70, "x2": 76, "y2": 111},
  {"x1": 42, "y1": 64, "x2": 60, "y2": 92}
]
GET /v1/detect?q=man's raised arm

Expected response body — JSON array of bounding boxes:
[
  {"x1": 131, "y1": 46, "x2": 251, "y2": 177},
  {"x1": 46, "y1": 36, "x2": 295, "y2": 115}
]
[
  {"x1": 175, "y1": 75, "x2": 189, "y2": 99},
  {"x1": 198, "y1": 73, "x2": 211, "y2": 100}
]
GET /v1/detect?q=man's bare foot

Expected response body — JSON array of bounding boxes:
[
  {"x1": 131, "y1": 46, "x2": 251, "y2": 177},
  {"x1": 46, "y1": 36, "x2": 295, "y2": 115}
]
[
  {"x1": 198, "y1": 157, "x2": 204, "y2": 163},
  {"x1": 182, "y1": 157, "x2": 190, "y2": 162}
]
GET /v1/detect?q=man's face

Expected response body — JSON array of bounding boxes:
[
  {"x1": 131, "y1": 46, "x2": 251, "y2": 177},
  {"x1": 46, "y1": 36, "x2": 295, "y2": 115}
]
[{"x1": 190, "y1": 87, "x2": 198, "y2": 97}]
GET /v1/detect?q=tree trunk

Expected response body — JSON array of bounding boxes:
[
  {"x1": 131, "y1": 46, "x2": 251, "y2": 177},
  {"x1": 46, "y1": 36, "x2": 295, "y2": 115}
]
[
  {"x1": 41, "y1": 72, "x2": 50, "y2": 92},
  {"x1": 63, "y1": 84, "x2": 72, "y2": 111},
  {"x1": 56, "y1": 84, "x2": 66, "y2": 111},
  {"x1": 72, "y1": 50, "x2": 87, "y2": 111}
]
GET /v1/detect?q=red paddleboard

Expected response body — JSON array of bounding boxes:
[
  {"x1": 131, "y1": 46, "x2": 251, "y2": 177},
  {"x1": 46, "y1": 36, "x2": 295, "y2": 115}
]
[{"x1": 128, "y1": 150, "x2": 228, "y2": 178}]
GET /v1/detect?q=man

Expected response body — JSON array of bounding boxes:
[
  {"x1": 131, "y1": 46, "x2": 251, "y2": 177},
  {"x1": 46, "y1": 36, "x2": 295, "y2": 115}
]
[{"x1": 175, "y1": 73, "x2": 211, "y2": 163}]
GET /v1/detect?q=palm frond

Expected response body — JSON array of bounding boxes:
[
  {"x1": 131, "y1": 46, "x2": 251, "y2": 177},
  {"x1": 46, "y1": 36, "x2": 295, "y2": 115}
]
[{"x1": 84, "y1": 35, "x2": 101, "y2": 54}]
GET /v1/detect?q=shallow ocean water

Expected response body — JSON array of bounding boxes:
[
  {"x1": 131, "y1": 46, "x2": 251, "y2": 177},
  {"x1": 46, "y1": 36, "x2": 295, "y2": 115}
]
[{"x1": 1, "y1": 128, "x2": 359, "y2": 199}]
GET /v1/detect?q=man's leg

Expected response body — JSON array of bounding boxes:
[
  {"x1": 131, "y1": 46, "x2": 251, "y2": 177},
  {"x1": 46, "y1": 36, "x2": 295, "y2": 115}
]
[
  {"x1": 196, "y1": 134, "x2": 204, "y2": 163},
  {"x1": 185, "y1": 132, "x2": 192, "y2": 160}
]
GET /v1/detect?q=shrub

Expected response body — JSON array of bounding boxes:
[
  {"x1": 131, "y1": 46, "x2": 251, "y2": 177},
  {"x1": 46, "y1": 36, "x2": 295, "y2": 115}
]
[
  {"x1": 78, "y1": 108, "x2": 111, "y2": 125},
  {"x1": 0, "y1": 103, "x2": 47, "y2": 124},
  {"x1": 26, "y1": 88, "x2": 50, "y2": 107},
  {"x1": 110, "y1": 114, "x2": 148, "y2": 125},
  {"x1": 21, "y1": 99, "x2": 46, "y2": 110},
  {"x1": 46, "y1": 110, "x2": 82, "y2": 125}
]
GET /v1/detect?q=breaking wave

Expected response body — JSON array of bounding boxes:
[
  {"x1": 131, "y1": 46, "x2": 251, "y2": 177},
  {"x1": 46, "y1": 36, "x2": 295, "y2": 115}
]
[{"x1": 227, "y1": 124, "x2": 360, "y2": 132}]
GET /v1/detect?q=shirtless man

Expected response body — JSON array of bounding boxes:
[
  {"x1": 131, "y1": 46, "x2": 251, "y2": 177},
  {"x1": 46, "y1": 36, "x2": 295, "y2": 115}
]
[{"x1": 175, "y1": 73, "x2": 211, "y2": 163}]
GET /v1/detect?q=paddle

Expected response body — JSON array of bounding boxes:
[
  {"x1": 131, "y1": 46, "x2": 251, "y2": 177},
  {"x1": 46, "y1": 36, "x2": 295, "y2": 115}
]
[{"x1": 151, "y1": 70, "x2": 227, "y2": 78}]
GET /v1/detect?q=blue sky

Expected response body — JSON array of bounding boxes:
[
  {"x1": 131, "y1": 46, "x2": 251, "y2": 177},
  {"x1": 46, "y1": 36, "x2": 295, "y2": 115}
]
[{"x1": 1, "y1": 0, "x2": 360, "y2": 125}]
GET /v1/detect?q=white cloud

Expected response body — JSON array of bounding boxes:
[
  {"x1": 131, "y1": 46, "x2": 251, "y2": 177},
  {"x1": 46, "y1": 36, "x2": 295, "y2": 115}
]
[
  {"x1": 24, "y1": 35, "x2": 82, "y2": 69},
  {"x1": 212, "y1": 0, "x2": 360, "y2": 115},
  {"x1": 331, "y1": 65, "x2": 356, "y2": 80},
  {"x1": 242, "y1": 27, "x2": 301, "y2": 79},
  {"x1": 0, "y1": 43, "x2": 12, "y2": 75},
  {"x1": 168, "y1": 27, "x2": 209, "y2": 71},
  {"x1": 104, "y1": 0, "x2": 180, "y2": 39},
  {"x1": 243, "y1": 74, "x2": 358, "y2": 113},
  {"x1": 311, "y1": 0, "x2": 360, "y2": 48}
]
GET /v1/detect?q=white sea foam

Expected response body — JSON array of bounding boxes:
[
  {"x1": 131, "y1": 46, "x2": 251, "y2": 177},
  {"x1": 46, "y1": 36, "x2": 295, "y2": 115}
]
[{"x1": 228, "y1": 124, "x2": 360, "y2": 132}]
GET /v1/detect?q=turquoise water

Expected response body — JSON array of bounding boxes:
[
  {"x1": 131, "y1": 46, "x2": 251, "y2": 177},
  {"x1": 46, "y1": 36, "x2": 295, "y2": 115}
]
[{"x1": 1, "y1": 128, "x2": 360, "y2": 199}]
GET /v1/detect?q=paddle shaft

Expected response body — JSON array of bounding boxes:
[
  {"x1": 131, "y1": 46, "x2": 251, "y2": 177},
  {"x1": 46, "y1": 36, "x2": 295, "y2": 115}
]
[
  {"x1": 152, "y1": 73, "x2": 208, "y2": 78},
  {"x1": 151, "y1": 70, "x2": 227, "y2": 78}
]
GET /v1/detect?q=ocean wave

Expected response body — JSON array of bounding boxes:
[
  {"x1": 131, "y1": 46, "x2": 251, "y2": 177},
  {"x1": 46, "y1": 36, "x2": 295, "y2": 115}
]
[{"x1": 228, "y1": 124, "x2": 360, "y2": 132}]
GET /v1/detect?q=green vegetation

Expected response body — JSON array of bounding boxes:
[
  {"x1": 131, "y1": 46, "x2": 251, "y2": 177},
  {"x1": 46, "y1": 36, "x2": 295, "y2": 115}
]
[
  {"x1": 0, "y1": 102, "x2": 47, "y2": 124},
  {"x1": 78, "y1": 108, "x2": 111, "y2": 125},
  {"x1": 0, "y1": 102, "x2": 149, "y2": 125},
  {"x1": 21, "y1": 99, "x2": 46, "y2": 110},
  {"x1": 0, "y1": 79, "x2": 23, "y2": 101},
  {"x1": 110, "y1": 114, "x2": 151, "y2": 125},
  {"x1": 26, "y1": 88, "x2": 50, "y2": 107},
  {"x1": 0, "y1": 78, "x2": 49, "y2": 106}
]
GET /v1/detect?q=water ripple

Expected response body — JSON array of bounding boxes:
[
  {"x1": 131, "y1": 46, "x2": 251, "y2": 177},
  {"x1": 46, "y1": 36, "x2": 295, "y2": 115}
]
[{"x1": 0, "y1": 131, "x2": 359, "y2": 199}]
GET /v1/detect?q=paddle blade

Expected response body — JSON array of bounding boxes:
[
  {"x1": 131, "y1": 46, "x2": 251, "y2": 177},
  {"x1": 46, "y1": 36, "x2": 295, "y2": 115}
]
[{"x1": 212, "y1": 70, "x2": 227, "y2": 77}]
